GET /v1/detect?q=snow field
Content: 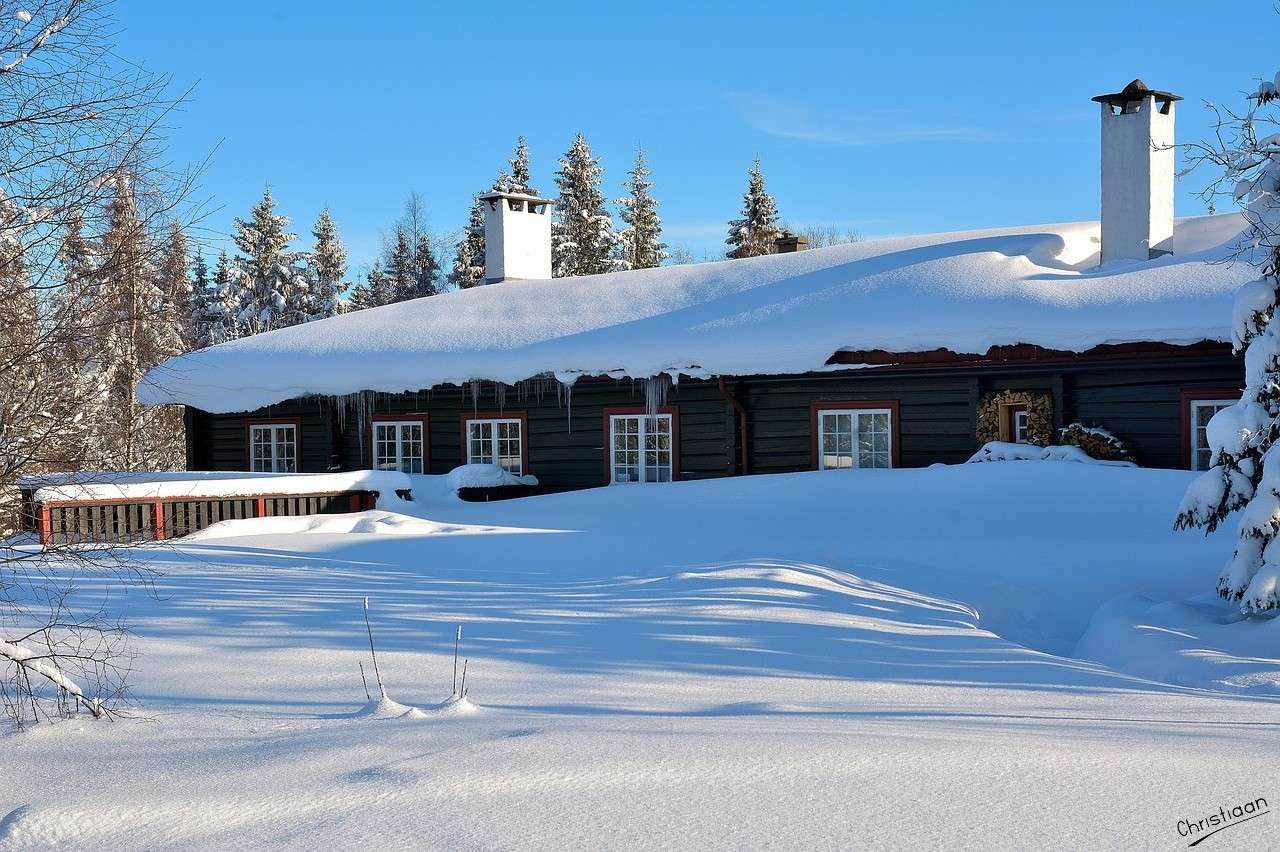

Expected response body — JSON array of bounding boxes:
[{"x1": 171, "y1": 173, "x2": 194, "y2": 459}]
[{"x1": 2, "y1": 462, "x2": 1277, "y2": 850}]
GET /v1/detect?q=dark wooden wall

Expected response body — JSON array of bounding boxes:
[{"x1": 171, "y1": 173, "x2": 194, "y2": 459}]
[
  {"x1": 335, "y1": 379, "x2": 734, "y2": 491},
  {"x1": 186, "y1": 352, "x2": 1244, "y2": 486},
  {"x1": 737, "y1": 353, "x2": 1243, "y2": 472},
  {"x1": 195, "y1": 398, "x2": 336, "y2": 472}
]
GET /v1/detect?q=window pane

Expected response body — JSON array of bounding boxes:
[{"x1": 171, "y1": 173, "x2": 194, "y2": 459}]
[
  {"x1": 276, "y1": 426, "x2": 296, "y2": 472},
  {"x1": 374, "y1": 423, "x2": 397, "y2": 471},
  {"x1": 468, "y1": 421, "x2": 493, "y2": 465},
  {"x1": 251, "y1": 426, "x2": 273, "y2": 472},
  {"x1": 402, "y1": 424, "x2": 423, "y2": 474}
]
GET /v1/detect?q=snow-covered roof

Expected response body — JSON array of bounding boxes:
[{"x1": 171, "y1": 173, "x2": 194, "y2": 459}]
[{"x1": 141, "y1": 214, "x2": 1252, "y2": 414}]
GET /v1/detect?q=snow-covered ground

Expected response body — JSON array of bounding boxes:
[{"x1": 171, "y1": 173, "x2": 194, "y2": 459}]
[{"x1": 3, "y1": 463, "x2": 1278, "y2": 850}]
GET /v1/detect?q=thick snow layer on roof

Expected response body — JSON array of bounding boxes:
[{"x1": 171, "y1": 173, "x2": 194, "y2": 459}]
[
  {"x1": 21, "y1": 470, "x2": 412, "y2": 503},
  {"x1": 141, "y1": 214, "x2": 1252, "y2": 413}
]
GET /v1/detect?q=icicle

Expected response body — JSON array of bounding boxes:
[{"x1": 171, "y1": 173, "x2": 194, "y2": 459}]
[
  {"x1": 642, "y1": 373, "x2": 671, "y2": 422},
  {"x1": 554, "y1": 372, "x2": 577, "y2": 434},
  {"x1": 495, "y1": 382, "x2": 507, "y2": 413},
  {"x1": 468, "y1": 380, "x2": 482, "y2": 412}
]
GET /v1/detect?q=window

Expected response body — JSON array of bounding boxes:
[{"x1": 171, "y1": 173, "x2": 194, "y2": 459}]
[
  {"x1": 1005, "y1": 404, "x2": 1030, "y2": 444},
  {"x1": 248, "y1": 422, "x2": 297, "y2": 472},
  {"x1": 817, "y1": 408, "x2": 893, "y2": 470},
  {"x1": 465, "y1": 417, "x2": 524, "y2": 475},
  {"x1": 608, "y1": 413, "x2": 674, "y2": 484},
  {"x1": 370, "y1": 416, "x2": 427, "y2": 474},
  {"x1": 1189, "y1": 399, "x2": 1235, "y2": 471}
]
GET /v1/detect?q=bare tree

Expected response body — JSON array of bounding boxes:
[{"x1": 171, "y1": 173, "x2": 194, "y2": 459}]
[
  {"x1": 793, "y1": 223, "x2": 862, "y2": 249},
  {"x1": 1, "y1": 0, "x2": 196, "y2": 725}
]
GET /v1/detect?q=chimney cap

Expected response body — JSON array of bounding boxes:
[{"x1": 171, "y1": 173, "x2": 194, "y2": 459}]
[
  {"x1": 478, "y1": 189, "x2": 556, "y2": 206},
  {"x1": 1092, "y1": 78, "x2": 1181, "y2": 107}
]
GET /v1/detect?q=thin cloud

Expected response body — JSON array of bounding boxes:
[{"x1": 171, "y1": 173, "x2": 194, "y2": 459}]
[{"x1": 725, "y1": 91, "x2": 995, "y2": 146}]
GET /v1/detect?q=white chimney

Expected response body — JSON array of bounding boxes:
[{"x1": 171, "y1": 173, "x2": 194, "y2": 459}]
[
  {"x1": 479, "y1": 190, "x2": 554, "y2": 284},
  {"x1": 1093, "y1": 79, "x2": 1180, "y2": 264}
]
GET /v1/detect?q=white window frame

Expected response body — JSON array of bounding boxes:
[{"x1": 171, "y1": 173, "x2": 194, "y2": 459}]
[
  {"x1": 1189, "y1": 399, "x2": 1236, "y2": 471},
  {"x1": 609, "y1": 413, "x2": 674, "y2": 484},
  {"x1": 371, "y1": 419, "x2": 426, "y2": 474},
  {"x1": 249, "y1": 422, "x2": 297, "y2": 473},
  {"x1": 1013, "y1": 409, "x2": 1030, "y2": 444},
  {"x1": 817, "y1": 408, "x2": 893, "y2": 470},
  {"x1": 465, "y1": 417, "x2": 524, "y2": 475}
]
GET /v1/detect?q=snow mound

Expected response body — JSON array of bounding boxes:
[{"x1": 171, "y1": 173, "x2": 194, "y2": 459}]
[
  {"x1": 1075, "y1": 594, "x2": 1280, "y2": 694},
  {"x1": 20, "y1": 470, "x2": 412, "y2": 503},
  {"x1": 966, "y1": 441, "x2": 1135, "y2": 466},
  {"x1": 354, "y1": 694, "x2": 477, "y2": 720},
  {"x1": 445, "y1": 463, "x2": 538, "y2": 491},
  {"x1": 138, "y1": 214, "x2": 1253, "y2": 413},
  {"x1": 184, "y1": 510, "x2": 520, "y2": 540},
  {"x1": 355, "y1": 696, "x2": 429, "y2": 720}
]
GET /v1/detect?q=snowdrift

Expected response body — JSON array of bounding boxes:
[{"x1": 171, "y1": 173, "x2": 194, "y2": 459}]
[{"x1": 139, "y1": 215, "x2": 1252, "y2": 413}]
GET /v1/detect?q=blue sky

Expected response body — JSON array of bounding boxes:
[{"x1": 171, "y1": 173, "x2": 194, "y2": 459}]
[{"x1": 114, "y1": 0, "x2": 1266, "y2": 277}]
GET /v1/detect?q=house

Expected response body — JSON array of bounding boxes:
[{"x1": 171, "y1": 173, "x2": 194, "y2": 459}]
[{"x1": 142, "y1": 80, "x2": 1250, "y2": 490}]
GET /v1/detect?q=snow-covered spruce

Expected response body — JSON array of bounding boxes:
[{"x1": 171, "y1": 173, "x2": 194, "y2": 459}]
[
  {"x1": 726, "y1": 158, "x2": 782, "y2": 259},
  {"x1": 552, "y1": 133, "x2": 619, "y2": 278},
  {"x1": 616, "y1": 147, "x2": 668, "y2": 270},
  {"x1": 230, "y1": 187, "x2": 311, "y2": 335},
  {"x1": 1175, "y1": 74, "x2": 1280, "y2": 612},
  {"x1": 308, "y1": 207, "x2": 348, "y2": 320},
  {"x1": 449, "y1": 193, "x2": 488, "y2": 289}
]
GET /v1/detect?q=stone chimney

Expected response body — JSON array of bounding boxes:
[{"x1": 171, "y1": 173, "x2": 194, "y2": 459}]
[
  {"x1": 1092, "y1": 79, "x2": 1181, "y2": 264},
  {"x1": 774, "y1": 231, "x2": 808, "y2": 254},
  {"x1": 479, "y1": 190, "x2": 554, "y2": 284}
]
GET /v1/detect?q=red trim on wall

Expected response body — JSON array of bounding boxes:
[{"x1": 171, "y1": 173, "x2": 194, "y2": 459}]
[
  {"x1": 717, "y1": 377, "x2": 749, "y2": 475},
  {"x1": 366, "y1": 412, "x2": 430, "y2": 471},
  {"x1": 459, "y1": 410, "x2": 531, "y2": 473},
  {"x1": 244, "y1": 417, "x2": 303, "y2": 472},
  {"x1": 809, "y1": 400, "x2": 902, "y2": 470},
  {"x1": 1179, "y1": 386, "x2": 1242, "y2": 470},
  {"x1": 151, "y1": 501, "x2": 166, "y2": 540},
  {"x1": 826, "y1": 340, "x2": 1233, "y2": 370},
  {"x1": 601, "y1": 406, "x2": 681, "y2": 484}
]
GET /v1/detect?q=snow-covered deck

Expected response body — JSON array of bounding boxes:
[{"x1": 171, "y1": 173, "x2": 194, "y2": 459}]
[{"x1": 19, "y1": 470, "x2": 412, "y2": 544}]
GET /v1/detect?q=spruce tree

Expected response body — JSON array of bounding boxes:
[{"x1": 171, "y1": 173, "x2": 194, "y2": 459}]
[
  {"x1": 508, "y1": 136, "x2": 537, "y2": 195},
  {"x1": 617, "y1": 147, "x2": 668, "y2": 270},
  {"x1": 203, "y1": 249, "x2": 242, "y2": 344},
  {"x1": 449, "y1": 194, "x2": 487, "y2": 289},
  {"x1": 89, "y1": 176, "x2": 184, "y2": 469},
  {"x1": 386, "y1": 227, "x2": 416, "y2": 302},
  {"x1": 231, "y1": 187, "x2": 308, "y2": 334},
  {"x1": 726, "y1": 158, "x2": 782, "y2": 259},
  {"x1": 308, "y1": 207, "x2": 347, "y2": 319},
  {"x1": 155, "y1": 221, "x2": 193, "y2": 350},
  {"x1": 411, "y1": 232, "x2": 439, "y2": 298},
  {"x1": 188, "y1": 252, "x2": 212, "y2": 346},
  {"x1": 552, "y1": 133, "x2": 619, "y2": 277},
  {"x1": 1176, "y1": 77, "x2": 1280, "y2": 612}
]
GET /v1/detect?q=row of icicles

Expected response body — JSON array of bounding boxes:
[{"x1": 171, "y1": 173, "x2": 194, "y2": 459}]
[{"x1": 323, "y1": 373, "x2": 676, "y2": 455}]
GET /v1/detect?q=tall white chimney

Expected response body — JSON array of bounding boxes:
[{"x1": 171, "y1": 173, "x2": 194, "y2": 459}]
[
  {"x1": 1092, "y1": 79, "x2": 1180, "y2": 264},
  {"x1": 479, "y1": 190, "x2": 554, "y2": 284}
]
